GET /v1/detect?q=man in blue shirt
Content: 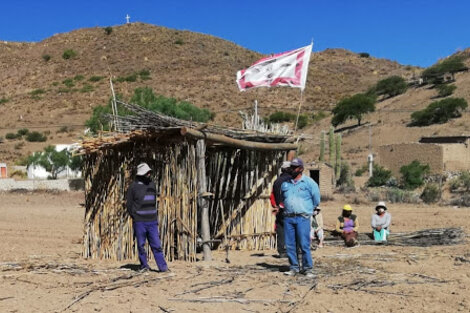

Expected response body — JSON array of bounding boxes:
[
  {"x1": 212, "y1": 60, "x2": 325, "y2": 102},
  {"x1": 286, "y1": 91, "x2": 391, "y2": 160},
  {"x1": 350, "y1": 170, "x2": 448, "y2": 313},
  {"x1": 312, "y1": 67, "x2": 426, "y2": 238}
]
[{"x1": 281, "y1": 158, "x2": 320, "y2": 277}]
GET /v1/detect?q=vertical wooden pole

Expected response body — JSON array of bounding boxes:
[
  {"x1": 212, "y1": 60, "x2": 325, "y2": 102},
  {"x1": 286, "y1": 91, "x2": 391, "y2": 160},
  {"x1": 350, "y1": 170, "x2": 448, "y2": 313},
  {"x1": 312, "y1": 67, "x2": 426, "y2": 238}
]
[{"x1": 196, "y1": 140, "x2": 212, "y2": 261}]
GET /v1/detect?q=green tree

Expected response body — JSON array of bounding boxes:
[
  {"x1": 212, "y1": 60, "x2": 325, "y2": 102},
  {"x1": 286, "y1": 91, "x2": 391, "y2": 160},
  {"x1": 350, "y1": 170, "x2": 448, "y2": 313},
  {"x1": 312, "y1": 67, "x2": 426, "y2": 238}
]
[
  {"x1": 400, "y1": 160, "x2": 430, "y2": 190},
  {"x1": 422, "y1": 56, "x2": 468, "y2": 84},
  {"x1": 27, "y1": 146, "x2": 69, "y2": 179},
  {"x1": 410, "y1": 97, "x2": 468, "y2": 126},
  {"x1": 332, "y1": 93, "x2": 376, "y2": 126},
  {"x1": 375, "y1": 76, "x2": 408, "y2": 98},
  {"x1": 367, "y1": 164, "x2": 392, "y2": 187},
  {"x1": 104, "y1": 26, "x2": 113, "y2": 35},
  {"x1": 435, "y1": 84, "x2": 456, "y2": 98}
]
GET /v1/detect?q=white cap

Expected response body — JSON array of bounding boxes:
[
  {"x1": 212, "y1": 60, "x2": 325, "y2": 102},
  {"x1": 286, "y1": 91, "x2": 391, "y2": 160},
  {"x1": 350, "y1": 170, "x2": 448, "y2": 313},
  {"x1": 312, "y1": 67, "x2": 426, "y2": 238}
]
[
  {"x1": 136, "y1": 163, "x2": 152, "y2": 176},
  {"x1": 281, "y1": 161, "x2": 291, "y2": 169}
]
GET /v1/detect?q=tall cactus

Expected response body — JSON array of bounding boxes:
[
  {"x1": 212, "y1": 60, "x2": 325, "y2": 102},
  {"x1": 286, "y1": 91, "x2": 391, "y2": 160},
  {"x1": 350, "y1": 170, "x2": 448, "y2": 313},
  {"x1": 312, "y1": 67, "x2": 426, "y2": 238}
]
[
  {"x1": 319, "y1": 131, "x2": 325, "y2": 161},
  {"x1": 328, "y1": 126, "x2": 335, "y2": 165},
  {"x1": 335, "y1": 133, "x2": 342, "y2": 179}
]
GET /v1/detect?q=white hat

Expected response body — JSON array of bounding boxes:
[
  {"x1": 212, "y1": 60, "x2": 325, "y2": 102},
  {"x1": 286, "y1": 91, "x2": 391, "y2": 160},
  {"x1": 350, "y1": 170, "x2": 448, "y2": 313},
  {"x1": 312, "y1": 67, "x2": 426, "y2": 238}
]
[
  {"x1": 281, "y1": 161, "x2": 291, "y2": 169},
  {"x1": 375, "y1": 201, "x2": 387, "y2": 210},
  {"x1": 136, "y1": 163, "x2": 152, "y2": 176}
]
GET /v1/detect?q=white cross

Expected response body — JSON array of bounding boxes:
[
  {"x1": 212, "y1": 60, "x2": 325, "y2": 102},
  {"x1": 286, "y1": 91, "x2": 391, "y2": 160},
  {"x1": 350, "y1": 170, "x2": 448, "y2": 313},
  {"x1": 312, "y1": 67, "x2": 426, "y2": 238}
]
[{"x1": 125, "y1": 14, "x2": 130, "y2": 24}]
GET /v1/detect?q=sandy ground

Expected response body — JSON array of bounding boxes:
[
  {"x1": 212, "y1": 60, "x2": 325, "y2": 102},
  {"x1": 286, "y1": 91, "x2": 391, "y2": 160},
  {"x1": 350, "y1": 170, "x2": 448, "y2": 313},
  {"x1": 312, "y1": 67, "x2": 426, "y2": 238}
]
[{"x1": 0, "y1": 191, "x2": 469, "y2": 313}]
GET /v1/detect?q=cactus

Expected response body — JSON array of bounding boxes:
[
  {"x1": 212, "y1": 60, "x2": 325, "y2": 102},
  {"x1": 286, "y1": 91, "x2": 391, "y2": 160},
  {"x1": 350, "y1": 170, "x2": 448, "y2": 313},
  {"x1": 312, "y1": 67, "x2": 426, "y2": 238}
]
[
  {"x1": 335, "y1": 133, "x2": 342, "y2": 179},
  {"x1": 319, "y1": 131, "x2": 325, "y2": 161},
  {"x1": 328, "y1": 126, "x2": 335, "y2": 165}
]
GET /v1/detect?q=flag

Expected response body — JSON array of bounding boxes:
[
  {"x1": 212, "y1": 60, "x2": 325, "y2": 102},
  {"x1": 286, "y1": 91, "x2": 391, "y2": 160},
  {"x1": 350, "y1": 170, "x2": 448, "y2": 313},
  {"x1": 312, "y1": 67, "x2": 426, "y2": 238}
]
[{"x1": 236, "y1": 44, "x2": 312, "y2": 91}]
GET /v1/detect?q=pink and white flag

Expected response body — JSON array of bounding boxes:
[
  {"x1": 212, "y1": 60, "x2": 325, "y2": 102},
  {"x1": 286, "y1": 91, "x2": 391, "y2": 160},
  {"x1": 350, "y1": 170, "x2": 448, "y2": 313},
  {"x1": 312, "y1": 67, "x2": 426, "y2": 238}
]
[{"x1": 236, "y1": 44, "x2": 312, "y2": 91}]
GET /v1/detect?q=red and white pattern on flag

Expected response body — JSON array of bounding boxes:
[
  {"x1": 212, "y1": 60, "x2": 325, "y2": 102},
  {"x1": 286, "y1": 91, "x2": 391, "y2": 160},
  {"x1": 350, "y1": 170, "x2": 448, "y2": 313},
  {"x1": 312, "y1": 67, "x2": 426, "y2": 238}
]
[{"x1": 236, "y1": 44, "x2": 312, "y2": 91}]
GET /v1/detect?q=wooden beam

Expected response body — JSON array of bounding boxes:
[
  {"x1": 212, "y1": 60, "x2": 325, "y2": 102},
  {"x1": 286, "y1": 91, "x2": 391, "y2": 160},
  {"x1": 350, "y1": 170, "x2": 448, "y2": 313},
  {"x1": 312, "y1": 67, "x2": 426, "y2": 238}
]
[
  {"x1": 180, "y1": 127, "x2": 298, "y2": 151},
  {"x1": 196, "y1": 140, "x2": 212, "y2": 261}
]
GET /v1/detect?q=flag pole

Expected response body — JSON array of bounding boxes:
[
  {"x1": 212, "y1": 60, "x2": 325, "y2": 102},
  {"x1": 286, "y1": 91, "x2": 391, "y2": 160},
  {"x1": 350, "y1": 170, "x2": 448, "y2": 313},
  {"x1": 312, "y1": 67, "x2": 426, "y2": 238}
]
[{"x1": 294, "y1": 90, "x2": 304, "y2": 133}]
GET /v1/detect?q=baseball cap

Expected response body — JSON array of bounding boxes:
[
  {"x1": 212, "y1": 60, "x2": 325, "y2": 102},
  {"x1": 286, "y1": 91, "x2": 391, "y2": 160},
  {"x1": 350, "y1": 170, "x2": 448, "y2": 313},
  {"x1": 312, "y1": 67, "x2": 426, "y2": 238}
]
[
  {"x1": 290, "y1": 158, "x2": 304, "y2": 167},
  {"x1": 343, "y1": 204, "x2": 353, "y2": 211},
  {"x1": 136, "y1": 163, "x2": 152, "y2": 176}
]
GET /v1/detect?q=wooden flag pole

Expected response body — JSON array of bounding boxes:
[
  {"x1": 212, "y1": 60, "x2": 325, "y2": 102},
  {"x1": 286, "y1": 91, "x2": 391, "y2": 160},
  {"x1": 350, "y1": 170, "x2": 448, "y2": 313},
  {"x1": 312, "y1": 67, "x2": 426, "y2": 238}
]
[{"x1": 294, "y1": 90, "x2": 304, "y2": 133}]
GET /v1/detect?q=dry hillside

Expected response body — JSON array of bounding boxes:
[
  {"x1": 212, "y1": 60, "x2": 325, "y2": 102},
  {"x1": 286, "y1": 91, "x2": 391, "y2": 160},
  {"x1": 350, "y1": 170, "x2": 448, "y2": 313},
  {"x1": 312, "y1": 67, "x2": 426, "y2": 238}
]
[{"x1": 0, "y1": 22, "x2": 416, "y2": 164}]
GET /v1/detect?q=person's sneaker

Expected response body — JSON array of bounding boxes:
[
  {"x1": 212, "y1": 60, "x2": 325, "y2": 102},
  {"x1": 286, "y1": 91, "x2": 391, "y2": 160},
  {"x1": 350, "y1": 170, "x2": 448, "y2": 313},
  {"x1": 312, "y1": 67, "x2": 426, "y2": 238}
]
[
  {"x1": 139, "y1": 267, "x2": 150, "y2": 273},
  {"x1": 283, "y1": 270, "x2": 299, "y2": 276},
  {"x1": 304, "y1": 272, "x2": 315, "y2": 278}
]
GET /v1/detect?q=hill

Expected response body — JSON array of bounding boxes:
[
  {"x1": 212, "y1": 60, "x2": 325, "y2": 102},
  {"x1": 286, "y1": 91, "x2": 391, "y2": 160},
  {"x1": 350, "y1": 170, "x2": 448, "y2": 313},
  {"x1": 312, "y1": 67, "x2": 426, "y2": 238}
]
[{"x1": 0, "y1": 22, "x2": 416, "y2": 163}]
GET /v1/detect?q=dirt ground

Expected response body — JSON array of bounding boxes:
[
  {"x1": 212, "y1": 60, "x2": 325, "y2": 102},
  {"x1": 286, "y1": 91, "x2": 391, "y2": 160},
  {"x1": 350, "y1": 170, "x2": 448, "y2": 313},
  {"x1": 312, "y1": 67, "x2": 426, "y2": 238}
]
[{"x1": 0, "y1": 191, "x2": 469, "y2": 313}]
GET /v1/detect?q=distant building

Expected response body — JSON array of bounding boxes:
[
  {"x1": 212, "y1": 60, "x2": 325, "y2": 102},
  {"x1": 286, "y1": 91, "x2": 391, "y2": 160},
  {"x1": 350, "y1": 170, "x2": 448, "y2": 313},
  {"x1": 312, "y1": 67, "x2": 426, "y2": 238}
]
[
  {"x1": 305, "y1": 162, "x2": 335, "y2": 198},
  {"x1": 378, "y1": 136, "x2": 470, "y2": 176}
]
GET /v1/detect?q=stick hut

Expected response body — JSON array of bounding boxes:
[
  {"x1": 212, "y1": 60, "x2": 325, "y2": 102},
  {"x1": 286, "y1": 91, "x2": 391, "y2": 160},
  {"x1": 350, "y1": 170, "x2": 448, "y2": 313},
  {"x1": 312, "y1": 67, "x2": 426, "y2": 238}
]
[{"x1": 80, "y1": 102, "x2": 297, "y2": 262}]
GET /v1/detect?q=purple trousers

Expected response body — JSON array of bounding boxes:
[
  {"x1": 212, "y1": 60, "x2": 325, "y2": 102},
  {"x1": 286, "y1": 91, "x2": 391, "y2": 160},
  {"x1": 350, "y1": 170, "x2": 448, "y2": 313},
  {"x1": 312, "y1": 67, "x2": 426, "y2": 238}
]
[{"x1": 134, "y1": 221, "x2": 168, "y2": 271}]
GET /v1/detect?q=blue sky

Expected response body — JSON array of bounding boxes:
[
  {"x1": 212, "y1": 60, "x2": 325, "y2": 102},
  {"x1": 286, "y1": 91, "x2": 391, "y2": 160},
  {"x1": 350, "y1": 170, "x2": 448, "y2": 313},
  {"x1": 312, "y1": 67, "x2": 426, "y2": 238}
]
[{"x1": 1, "y1": 1, "x2": 469, "y2": 67}]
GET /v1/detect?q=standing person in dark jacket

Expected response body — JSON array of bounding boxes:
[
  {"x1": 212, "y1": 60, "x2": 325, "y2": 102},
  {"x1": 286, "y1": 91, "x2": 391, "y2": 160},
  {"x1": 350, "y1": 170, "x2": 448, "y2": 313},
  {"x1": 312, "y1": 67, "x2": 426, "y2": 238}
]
[
  {"x1": 126, "y1": 163, "x2": 168, "y2": 272},
  {"x1": 270, "y1": 161, "x2": 292, "y2": 258}
]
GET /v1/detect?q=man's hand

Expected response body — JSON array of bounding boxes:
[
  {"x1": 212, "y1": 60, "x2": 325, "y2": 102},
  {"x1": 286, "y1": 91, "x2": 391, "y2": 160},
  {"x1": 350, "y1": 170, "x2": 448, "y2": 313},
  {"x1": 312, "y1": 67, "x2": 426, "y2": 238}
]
[{"x1": 272, "y1": 207, "x2": 279, "y2": 214}]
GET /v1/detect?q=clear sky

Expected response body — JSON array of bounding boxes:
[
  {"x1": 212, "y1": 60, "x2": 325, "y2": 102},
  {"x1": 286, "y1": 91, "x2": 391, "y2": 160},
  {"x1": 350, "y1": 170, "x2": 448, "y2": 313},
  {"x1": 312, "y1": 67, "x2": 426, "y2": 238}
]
[{"x1": 1, "y1": 1, "x2": 469, "y2": 67}]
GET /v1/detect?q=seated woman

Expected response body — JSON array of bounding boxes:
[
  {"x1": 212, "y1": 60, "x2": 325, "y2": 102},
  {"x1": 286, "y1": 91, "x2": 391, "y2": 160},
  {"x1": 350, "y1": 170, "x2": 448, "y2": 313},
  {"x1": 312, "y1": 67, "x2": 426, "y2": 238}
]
[
  {"x1": 310, "y1": 207, "x2": 324, "y2": 248},
  {"x1": 371, "y1": 201, "x2": 391, "y2": 243},
  {"x1": 335, "y1": 204, "x2": 359, "y2": 247}
]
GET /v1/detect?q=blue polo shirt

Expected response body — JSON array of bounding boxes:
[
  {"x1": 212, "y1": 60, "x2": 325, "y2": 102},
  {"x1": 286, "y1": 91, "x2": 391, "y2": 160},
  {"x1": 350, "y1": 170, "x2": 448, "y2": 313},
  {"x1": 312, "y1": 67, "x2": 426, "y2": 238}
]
[{"x1": 281, "y1": 174, "x2": 320, "y2": 216}]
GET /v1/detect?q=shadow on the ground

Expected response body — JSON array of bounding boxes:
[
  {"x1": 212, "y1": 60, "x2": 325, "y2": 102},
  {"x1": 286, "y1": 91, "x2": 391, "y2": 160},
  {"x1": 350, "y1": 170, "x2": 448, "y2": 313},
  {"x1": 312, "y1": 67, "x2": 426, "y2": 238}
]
[
  {"x1": 119, "y1": 264, "x2": 141, "y2": 271},
  {"x1": 256, "y1": 262, "x2": 290, "y2": 272}
]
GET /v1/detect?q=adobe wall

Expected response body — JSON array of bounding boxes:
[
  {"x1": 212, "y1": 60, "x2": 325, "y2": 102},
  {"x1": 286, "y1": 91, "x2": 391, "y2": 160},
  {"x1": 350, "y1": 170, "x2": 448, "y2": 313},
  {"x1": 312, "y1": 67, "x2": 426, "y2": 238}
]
[
  {"x1": 377, "y1": 143, "x2": 443, "y2": 177},
  {"x1": 442, "y1": 141, "x2": 470, "y2": 171}
]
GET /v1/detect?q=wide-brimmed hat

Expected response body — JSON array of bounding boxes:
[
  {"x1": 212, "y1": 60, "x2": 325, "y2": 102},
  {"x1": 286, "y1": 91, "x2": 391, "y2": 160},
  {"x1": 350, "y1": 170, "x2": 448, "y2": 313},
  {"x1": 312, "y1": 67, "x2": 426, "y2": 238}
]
[
  {"x1": 136, "y1": 163, "x2": 152, "y2": 176},
  {"x1": 343, "y1": 204, "x2": 352, "y2": 211},
  {"x1": 375, "y1": 201, "x2": 387, "y2": 211}
]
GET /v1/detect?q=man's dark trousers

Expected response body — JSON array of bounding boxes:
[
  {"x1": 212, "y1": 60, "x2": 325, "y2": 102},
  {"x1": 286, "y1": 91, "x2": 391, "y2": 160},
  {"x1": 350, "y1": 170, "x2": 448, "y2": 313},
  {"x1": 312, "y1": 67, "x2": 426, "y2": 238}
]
[
  {"x1": 134, "y1": 221, "x2": 168, "y2": 271},
  {"x1": 275, "y1": 214, "x2": 286, "y2": 255}
]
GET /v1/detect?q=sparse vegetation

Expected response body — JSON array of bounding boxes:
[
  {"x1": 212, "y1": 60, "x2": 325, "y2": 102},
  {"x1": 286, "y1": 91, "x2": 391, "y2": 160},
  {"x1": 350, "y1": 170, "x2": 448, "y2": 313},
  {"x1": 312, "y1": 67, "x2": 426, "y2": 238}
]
[
  {"x1": 138, "y1": 69, "x2": 151, "y2": 80},
  {"x1": 265, "y1": 111, "x2": 308, "y2": 129},
  {"x1": 400, "y1": 160, "x2": 430, "y2": 190},
  {"x1": 89, "y1": 75, "x2": 104, "y2": 82},
  {"x1": 115, "y1": 73, "x2": 138, "y2": 83},
  {"x1": 174, "y1": 39, "x2": 184, "y2": 45},
  {"x1": 62, "y1": 49, "x2": 78, "y2": 60},
  {"x1": 358, "y1": 52, "x2": 370, "y2": 58},
  {"x1": 63, "y1": 78, "x2": 75, "y2": 88},
  {"x1": 104, "y1": 26, "x2": 113, "y2": 35},
  {"x1": 74, "y1": 75, "x2": 84, "y2": 81},
  {"x1": 42, "y1": 54, "x2": 51, "y2": 62},
  {"x1": 374, "y1": 75, "x2": 408, "y2": 98},
  {"x1": 449, "y1": 171, "x2": 470, "y2": 192},
  {"x1": 355, "y1": 164, "x2": 368, "y2": 177},
  {"x1": 30, "y1": 89, "x2": 46, "y2": 96},
  {"x1": 331, "y1": 93, "x2": 376, "y2": 127},
  {"x1": 17, "y1": 128, "x2": 29, "y2": 136},
  {"x1": 435, "y1": 84, "x2": 456, "y2": 97},
  {"x1": 311, "y1": 111, "x2": 328, "y2": 123},
  {"x1": 25, "y1": 131, "x2": 47, "y2": 142},
  {"x1": 421, "y1": 183, "x2": 441, "y2": 204},
  {"x1": 57, "y1": 126, "x2": 69, "y2": 133},
  {"x1": 0, "y1": 97, "x2": 9, "y2": 104},
  {"x1": 51, "y1": 82, "x2": 59, "y2": 86},
  {"x1": 80, "y1": 84, "x2": 94, "y2": 93},
  {"x1": 5, "y1": 133, "x2": 19, "y2": 140},
  {"x1": 410, "y1": 97, "x2": 468, "y2": 126},
  {"x1": 367, "y1": 164, "x2": 392, "y2": 187}
]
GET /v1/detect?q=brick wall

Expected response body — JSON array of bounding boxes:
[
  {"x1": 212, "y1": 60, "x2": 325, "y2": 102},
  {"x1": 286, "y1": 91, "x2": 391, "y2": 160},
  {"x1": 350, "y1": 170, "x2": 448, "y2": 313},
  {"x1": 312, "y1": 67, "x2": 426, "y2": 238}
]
[{"x1": 377, "y1": 143, "x2": 444, "y2": 176}]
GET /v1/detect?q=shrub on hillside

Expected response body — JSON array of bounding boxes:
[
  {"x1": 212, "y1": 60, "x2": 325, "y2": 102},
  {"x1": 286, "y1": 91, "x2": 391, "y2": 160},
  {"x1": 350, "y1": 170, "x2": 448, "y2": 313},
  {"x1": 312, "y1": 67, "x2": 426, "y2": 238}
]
[
  {"x1": 115, "y1": 73, "x2": 137, "y2": 83},
  {"x1": 0, "y1": 97, "x2": 9, "y2": 104},
  {"x1": 62, "y1": 49, "x2": 77, "y2": 60},
  {"x1": 63, "y1": 78, "x2": 75, "y2": 88},
  {"x1": 367, "y1": 164, "x2": 392, "y2": 187},
  {"x1": 435, "y1": 84, "x2": 456, "y2": 97},
  {"x1": 410, "y1": 97, "x2": 467, "y2": 126},
  {"x1": 375, "y1": 75, "x2": 407, "y2": 98},
  {"x1": 89, "y1": 76, "x2": 104, "y2": 82},
  {"x1": 30, "y1": 89, "x2": 45, "y2": 96},
  {"x1": 337, "y1": 162, "x2": 355, "y2": 191},
  {"x1": 174, "y1": 39, "x2": 184, "y2": 45},
  {"x1": 26, "y1": 131, "x2": 47, "y2": 142},
  {"x1": 268, "y1": 111, "x2": 296, "y2": 123},
  {"x1": 17, "y1": 128, "x2": 29, "y2": 136},
  {"x1": 400, "y1": 160, "x2": 429, "y2": 190},
  {"x1": 42, "y1": 54, "x2": 51, "y2": 62},
  {"x1": 80, "y1": 84, "x2": 94, "y2": 93},
  {"x1": 139, "y1": 69, "x2": 151, "y2": 80},
  {"x1": 74, "y1": 75, "x2": 84, "y2": 81},
  {"x1": 358, "y1": 52, "x2": 370, "y2": 58},
  {"x1": 5, "y1": 133, "x2": 19, "y2": 140},
  {"x1": 421, "y1": 183, "x2": 441, "y2": 204},
  {"x1": 104, "y1": 26, "x2": 113, "y2": 35},
  {"x1": 332, "y1": 93, "x2": 376, "y2": 127},
  {"x1": 422, "y1": 56, "x2": 468, "y2": 84}
]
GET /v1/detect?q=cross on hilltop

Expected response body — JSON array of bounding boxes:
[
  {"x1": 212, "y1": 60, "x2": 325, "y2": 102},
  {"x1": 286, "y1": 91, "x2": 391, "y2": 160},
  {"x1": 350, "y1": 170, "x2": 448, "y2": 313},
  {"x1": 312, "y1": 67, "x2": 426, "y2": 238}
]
[{"x1": 125, "y1": 14, "x2": 130, "y2": 24}]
